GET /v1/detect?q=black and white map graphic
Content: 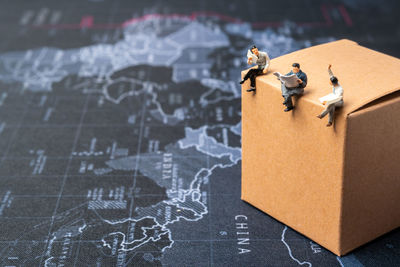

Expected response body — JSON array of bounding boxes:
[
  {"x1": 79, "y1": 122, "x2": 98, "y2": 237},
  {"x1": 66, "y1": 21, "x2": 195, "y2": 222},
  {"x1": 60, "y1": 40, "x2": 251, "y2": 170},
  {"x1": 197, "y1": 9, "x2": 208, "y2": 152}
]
[{"x1": 0, "y1": 1, "x2": 399, "y2": 266}]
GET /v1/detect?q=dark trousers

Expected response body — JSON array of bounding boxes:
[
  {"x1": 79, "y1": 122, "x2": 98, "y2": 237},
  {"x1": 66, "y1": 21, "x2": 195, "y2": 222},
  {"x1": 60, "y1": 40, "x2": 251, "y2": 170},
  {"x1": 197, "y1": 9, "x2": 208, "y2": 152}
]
[
  {"x1": 281, "y1": 83, "x2": 304, "y2": 109},
  {"x1": 243, "y1": 68, "x2": 263, "y2": 88},
  {"x1": 283, "y1": 95, "x2": 294, "y2": 108}
]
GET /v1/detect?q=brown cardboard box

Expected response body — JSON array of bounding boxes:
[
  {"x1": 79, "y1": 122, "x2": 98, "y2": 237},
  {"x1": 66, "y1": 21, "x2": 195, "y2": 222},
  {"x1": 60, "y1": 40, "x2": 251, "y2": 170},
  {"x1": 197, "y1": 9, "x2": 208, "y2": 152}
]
[{"x1": 241, "y1": 39, "x2": 400, "y2": 256}]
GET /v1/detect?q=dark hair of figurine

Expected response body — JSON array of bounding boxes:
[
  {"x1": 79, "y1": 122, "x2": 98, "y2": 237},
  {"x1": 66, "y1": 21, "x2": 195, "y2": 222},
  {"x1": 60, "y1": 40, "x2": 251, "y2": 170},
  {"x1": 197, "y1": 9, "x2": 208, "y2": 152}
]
[
  {"x1": 292, "y1": 63, "x2": 300, "y2": 68},
  {"x1": 330, "y1": 76, "x2": 339, "y2": 85},
  {"x1": 250, "y1": 45, "x2": 257, "y2": 53}
]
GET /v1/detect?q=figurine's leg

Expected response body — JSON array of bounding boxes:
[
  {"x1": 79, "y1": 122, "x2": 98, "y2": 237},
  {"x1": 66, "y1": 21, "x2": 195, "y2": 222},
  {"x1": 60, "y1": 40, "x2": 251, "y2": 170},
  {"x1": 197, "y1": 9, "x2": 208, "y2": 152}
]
[
  {"x1": 282, "y1": 85, "x2": 296, "y2": 111},
  {"x1": 281, "y1": 83, "x2": 289, "y2": 105},
  {"x1": 246, "y1": 75, "x2": 256, "y2": 92},
  {"x1": 241, "y1": 69, "x2": 258, "y2": 84},
  {"x1": 327, "y1": 101, "x2": 343, "y2": 126},
  {"x1": 285, "y1": 96, "x2": 293, "y2": 107},
  {"x1": 240, "y1": 70, "x2": 251, "y2": 84},
  {"x1": 251, "y1": 69, "x2": 263, "y2": 86},
  {"x1": 247, "y1": 69, "x2": 262, "y2": 92},
  {"x1": 318, "y1": 107, "x2": 330, "y2": 118},
  {"x1": 243, "y1": 69, "x2": 253, "y2": 81},
  {"x1": 328, "y1": 106, "x2": 336, "y2": 125},
  {"x1": 317, "y1": 104, "x2": 335, "y2": 126},
  {"x1": 250, "y1": 73, "x2": 256, "y2": 88},
  {"x1": 283, "y1": 96, "x2": 293, "y2": 112},
  {"x1": 281, "y1": 83, "x2": 288, "y2": 96}
]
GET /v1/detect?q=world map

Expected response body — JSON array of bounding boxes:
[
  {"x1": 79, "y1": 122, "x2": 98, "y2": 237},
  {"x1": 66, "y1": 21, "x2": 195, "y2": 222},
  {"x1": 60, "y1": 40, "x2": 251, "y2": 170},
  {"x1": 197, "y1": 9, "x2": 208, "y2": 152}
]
[{"x1": 0, "y1": 6, "x2": 398, "y2": 266}]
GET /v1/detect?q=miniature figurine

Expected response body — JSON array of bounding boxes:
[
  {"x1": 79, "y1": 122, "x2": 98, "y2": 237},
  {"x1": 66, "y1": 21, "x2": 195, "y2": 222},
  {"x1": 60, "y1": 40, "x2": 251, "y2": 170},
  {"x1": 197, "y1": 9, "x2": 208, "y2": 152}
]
[
  {"x1": 317, "y1": 64, "x2": 343, "y2": 126},
  {"x1": 274, "y1": 63, "x2": 307, "y2": 112},
  {"x1": 239, "y1": 45, "x2": 270, "y2": 92}
]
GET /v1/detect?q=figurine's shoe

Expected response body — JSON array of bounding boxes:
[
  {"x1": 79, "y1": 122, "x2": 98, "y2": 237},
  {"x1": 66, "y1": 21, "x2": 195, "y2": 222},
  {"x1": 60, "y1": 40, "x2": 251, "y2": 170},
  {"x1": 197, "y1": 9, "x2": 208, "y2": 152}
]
[
  {"x1": 246, "y1": 88, "x2": 256, "y2": 92},
  {"x1": 284, "y1": 107, "x2": 293, "y2": 112},
  {"x1": 317, "y1": 114, "x2": 323, "y2": 119},
  {"x1": 239, "y1": 79, "x2": 245, "y2": 84},
  {"x1": 326, "y1": 122, "x2": 333, "y2": 127}
]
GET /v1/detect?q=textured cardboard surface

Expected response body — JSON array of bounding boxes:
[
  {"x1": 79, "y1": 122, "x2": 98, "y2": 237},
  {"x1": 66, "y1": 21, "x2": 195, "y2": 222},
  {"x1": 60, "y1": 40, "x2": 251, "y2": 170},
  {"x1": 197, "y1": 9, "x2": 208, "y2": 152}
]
[
  {"x1": 241, "y1": 39, "x2": 400, "y2": 256},
  {"x1": 341, "y1": 93, "x2": 400, "y2": 254},
  {"x1": 261, "y1": 39, "x2": 400, "y2": 114}
]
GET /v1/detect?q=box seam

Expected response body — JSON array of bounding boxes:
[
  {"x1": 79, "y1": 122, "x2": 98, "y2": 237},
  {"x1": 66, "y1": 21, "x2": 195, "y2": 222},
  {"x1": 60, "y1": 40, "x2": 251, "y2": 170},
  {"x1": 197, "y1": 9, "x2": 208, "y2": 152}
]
[{"x1": 338, "y1": 114, "x2": 350, "y2": 255}]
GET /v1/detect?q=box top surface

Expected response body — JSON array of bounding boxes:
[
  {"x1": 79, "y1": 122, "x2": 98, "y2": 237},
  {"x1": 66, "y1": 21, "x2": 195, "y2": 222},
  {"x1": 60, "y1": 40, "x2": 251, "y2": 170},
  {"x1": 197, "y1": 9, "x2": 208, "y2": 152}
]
[{"x1": 258, "y1": 39, "x2": 400, "y2": 115}]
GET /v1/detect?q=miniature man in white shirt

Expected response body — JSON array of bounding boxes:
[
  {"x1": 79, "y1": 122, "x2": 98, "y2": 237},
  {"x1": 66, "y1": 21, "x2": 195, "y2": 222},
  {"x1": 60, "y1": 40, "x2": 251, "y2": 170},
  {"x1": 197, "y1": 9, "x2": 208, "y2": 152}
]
[
  {"x1": 239, "y1": 45, "x2": 270, "y2": 92},
  {"x1": 317, "y1": 64, "x2": 344, "y2": 127}
]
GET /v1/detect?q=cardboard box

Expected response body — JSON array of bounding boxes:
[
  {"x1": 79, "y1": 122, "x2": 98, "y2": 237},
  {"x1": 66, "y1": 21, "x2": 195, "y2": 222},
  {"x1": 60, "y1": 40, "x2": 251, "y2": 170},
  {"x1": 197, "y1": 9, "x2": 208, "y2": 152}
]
[{"x1": 241, "y1": 39, "x2": 400, "y2": 256}]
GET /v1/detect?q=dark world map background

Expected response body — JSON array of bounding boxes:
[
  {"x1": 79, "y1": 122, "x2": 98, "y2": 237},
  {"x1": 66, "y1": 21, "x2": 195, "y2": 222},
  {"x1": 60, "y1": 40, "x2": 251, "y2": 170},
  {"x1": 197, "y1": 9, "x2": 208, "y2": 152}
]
[{"x1": 0, "y1": 0, "x2": 399, "y2": 266}]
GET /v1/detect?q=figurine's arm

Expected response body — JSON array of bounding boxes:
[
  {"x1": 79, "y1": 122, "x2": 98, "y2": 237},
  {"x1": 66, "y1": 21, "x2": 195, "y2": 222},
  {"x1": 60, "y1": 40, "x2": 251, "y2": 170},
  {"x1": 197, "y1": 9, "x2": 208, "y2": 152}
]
[
  {"x1": 286, "y1": 71, "x2": 293, "y2": 76},
  {"x1": 262, "y1": 53, "x2": 270, "y2": 74},
  {"x1": 297, "y1": 73, "x2": 307, "y2": 88},
  {"x1": 328, "y1": 64, "x2": 334, "y2": 77},
  {"x1": 247, "y1": 58, "x2": 258, "y2": 69}
]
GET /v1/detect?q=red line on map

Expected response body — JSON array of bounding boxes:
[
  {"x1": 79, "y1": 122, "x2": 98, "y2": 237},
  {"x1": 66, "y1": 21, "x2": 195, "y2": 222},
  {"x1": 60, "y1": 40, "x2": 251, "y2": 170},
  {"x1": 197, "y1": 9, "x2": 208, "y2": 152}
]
[
  {"x1": 33, "y1": 5, "x2": 349, "y2": 31},
  {"x1": 338, "y1": 5, "x2": 353, "y2": 26},
  {"x1": 320, "y1": 4, "x2": 333, "y2": 26},
  {"x1": 80, "y1": 16, "x2": 94, "y2": 28}
]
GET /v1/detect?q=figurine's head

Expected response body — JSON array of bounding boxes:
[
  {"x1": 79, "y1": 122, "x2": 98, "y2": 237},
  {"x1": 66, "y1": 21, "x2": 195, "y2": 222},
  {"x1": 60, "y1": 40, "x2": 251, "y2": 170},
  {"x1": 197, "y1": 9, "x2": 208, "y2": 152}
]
[
  {"x1": 250, "y1": 45, "x2": 259, "y2": 56},
  {"x1": 330, "y1": 76, "x2": 339, "y2": 86},
  {"x1": 292, "y1": 63, "x2": 300, "y2": 73}
]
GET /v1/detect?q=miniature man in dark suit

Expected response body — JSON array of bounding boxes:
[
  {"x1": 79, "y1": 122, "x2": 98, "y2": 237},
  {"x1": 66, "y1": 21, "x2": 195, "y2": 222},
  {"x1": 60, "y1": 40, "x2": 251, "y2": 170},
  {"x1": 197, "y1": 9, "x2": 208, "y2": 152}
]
[
  {"x1": 239, "y1": 45, "x2": 270, "y2": 92},
  {"x1": 280, "y1": 63, "x2": 307, "y2": 112}
]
